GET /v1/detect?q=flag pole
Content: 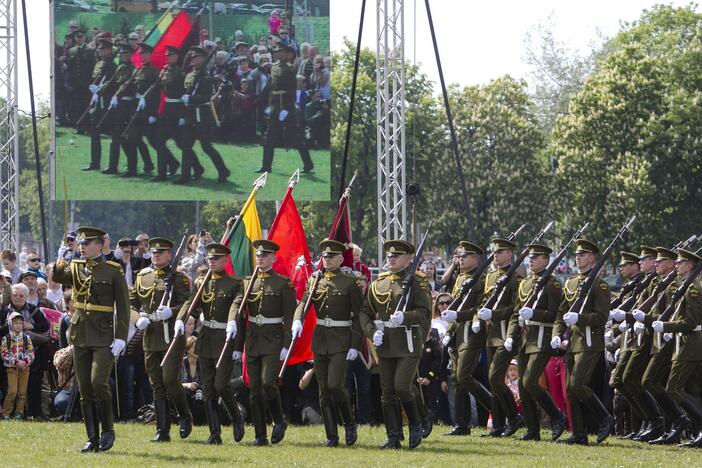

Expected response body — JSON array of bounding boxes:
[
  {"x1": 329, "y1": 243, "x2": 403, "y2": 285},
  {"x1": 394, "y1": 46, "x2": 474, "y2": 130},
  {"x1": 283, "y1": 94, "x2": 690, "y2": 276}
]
[{"x1": 144, "y1": 3, "x2": 177, "y2": 42}]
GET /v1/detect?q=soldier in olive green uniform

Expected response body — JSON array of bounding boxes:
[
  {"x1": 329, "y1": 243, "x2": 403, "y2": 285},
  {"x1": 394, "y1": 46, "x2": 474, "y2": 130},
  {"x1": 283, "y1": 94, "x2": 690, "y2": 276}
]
[
  {"x1": 176, "y1": 243, "x2": 245, "y2": 444},
  {"x1": 66, "y1": 28, "x2": 95, "y2": 132},
  {"x1": 100, "y1": 46, "x2": 137, "y2": 176},
  {"x1": 176, "y1": 46, "x2": 230, "y2": 184},
  {"x1": 643, "y1": 247, "x2": 689, "y2": 445},
  {"x1": 475, "y1": 238, "x2": 524, "y2": 437},
  {"x1": 655, "y1": 249, "x2": 702, "y2": 448},
  {"x1": 233, "y1": 240, "x2": 296, "y2": 446},
  {"x1": 256, "y1": 42, "x2": 314, "y2": 174},
  {"x1": 131, "y1": 238, "x2": 192, "y2": 442},
  {"x1": 510, "y1": 243, "x2": 567, "y2": 441},
  {"x1": 359, "y1": 240, "x2": 432, "y2": 449},
  {"x1": 84, "y1": 39, "x2": 117, "y2": 171},
  {"x1": 291, "y1": 240, "x2": 364, "y2": 447},
  {"x1": 551, "y1": 239, "x2": 613, "y2": 445},
  {"x1": 440, "y1": 241, "x2": 491, "y2": 436},
  {"x1": 52, "y1": 226, "x2": 130, "y2": 453}
]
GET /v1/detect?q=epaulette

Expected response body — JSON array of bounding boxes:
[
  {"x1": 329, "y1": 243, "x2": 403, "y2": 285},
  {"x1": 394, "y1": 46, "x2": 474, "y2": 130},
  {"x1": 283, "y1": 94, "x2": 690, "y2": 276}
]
[
  {"x1": 72, "y1": 258, "x2": 86, "y2": 264},
  {"x1": 378, "y1": 271, "x2": 391, "y2": 279},
  {"x1": 137, "y1": 266, "x2": 153, "y2": 276},
  {"x1": 551, "y1": 278, "x2": 562, "y2": 289},
  {"x1": 415, "y1": 271, "x2": 426, "y2": 278},
  {"x1": 106, "y1": 260, "x2": 124, "y2": 273},
  {"x1": 598, "y1": 278, "x2": 609, "y2": 291}
]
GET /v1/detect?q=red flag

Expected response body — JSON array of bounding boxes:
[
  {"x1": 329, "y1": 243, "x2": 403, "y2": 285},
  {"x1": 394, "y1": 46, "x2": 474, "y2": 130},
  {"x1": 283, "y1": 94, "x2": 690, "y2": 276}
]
[{"x1": 268, "y1": 186, "x2": 314, "y2": 365}]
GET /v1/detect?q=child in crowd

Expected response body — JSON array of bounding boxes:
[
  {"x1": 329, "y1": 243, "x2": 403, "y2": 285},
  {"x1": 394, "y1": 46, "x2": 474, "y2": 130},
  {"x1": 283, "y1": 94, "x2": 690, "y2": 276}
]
[{"x1": 1, "y1": 312, "x2": 34, "y2": 420}]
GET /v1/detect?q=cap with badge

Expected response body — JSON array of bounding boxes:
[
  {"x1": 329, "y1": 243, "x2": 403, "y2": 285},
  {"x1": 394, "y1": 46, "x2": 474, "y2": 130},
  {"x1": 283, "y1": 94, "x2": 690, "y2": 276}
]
[
  {"x1": 528, "y1": 243, "x2": 553, "y2": 257},
  {"x1": 320, "y1": 239, "x2": 345, "y2": 257},
  {"x1": 639, "y1": 246, "x2": 657, "y2": 259},
  {"x1": 574, "y1": 238, "x2": 599, "y2": 254},
  {"x1": 206, "y1": 243, "x2": 232, "y2": 258},
  {"x1": 383, "y1": 239, "x2": 415, "y2": 256},
  {"x1": 491, "y1": 238, "x2": 516, "y2": 252},
  {"x1": 189, "y1": 46, "x2": 207, "y2": 58},
  {"x1": 149, "y1": 237, "x2": 174, "y2": 252},
  {"x1": 675, "y1": 248, "x2": 702, "y2": 263},
  {"x1": 457, "y1": 241, "x2": 484, "y2": 255},
  {"x1": 76, "y1": 226, "x2": 106, "y2": 244},
  {"x1": 655, "y1": 246, "x2": 676, "y2": 261},
  {"x1": 619, "y1": 251, "x2": 640, "y2": 266},
  {"x1": 253, "y1": 239, "x2": 280, "y2": 255}
]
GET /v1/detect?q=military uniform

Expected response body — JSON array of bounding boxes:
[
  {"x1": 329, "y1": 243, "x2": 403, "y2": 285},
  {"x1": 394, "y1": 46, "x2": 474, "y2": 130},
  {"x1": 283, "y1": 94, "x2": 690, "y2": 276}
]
[
  {"x1": 52, "y1": 226, "x2": 129, "y2": 452},
  {"x1": 479, "y1": 238, "x2": 524, "y2": 437},
  {"x1": 293, "y1": 239, "x2": 364, "y2": 447},
  {"x1": 443, "y1": 241, "x2": 491, "y2": 436},
  {"x1": 177, "y1": 243, "x2": 245, "y2": 444},
  {"x1": 257, "y1": 43, "x2": 314, "y2": 174},
  {"x1": 86, "y1": 39, "x2": 117, "y2": 171},
  {"x1": 66, "y1": 37, "x2": 95, "y2": 130},
  {"x1": 177, "y1": 46, "x2": 230, "y2": 184},
  {"x1": 508, "y1": 243, "x2": 567, "y2": 441},
  {"x1": 131, "y1": 238, "x2": 191, "y2": 442},
  {"x1": 233, "y1": 240, "x2": 296, "y2": 445},
  {"x1": 661, "y1": 249, "x2": 702, "y2": 448},
  {"x1": 552, "y1": 238, "x2": 613, "y2": 445},
  {"x1": 359, "y1": 239, "x2": 432, "y2": 449}
]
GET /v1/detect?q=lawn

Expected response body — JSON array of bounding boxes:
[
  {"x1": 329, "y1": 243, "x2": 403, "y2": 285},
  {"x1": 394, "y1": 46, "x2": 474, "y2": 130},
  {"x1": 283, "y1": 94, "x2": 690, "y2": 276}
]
[
  {"x1": 54, "y1": 127, "x2": 331, "y2": 201},
  {"x1": 2, "y1": 421, "x2": 698, "y2": 466}
]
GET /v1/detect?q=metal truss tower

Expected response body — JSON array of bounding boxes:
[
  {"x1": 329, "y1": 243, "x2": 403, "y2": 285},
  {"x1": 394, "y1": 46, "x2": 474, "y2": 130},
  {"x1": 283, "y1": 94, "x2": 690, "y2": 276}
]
[
  {"x1": 376, "y1": 0, "x2": 406, "y2": 266},
  {"x1": 0, "y1": 0, "x2": 18, "y2": 250}
]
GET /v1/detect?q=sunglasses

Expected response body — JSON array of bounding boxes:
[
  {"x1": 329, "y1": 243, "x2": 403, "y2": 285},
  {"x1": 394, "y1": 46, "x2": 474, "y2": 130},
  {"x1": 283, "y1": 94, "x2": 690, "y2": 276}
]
[
  {"x1": 438, "y1": 300, "x2": 452, "y2": 306},
  {"x1": 29, "y1": 258, "x2": 41, "y2": 262},
  {"x1": 455, "y1": 253, "x2": 470, "y2": 259}
]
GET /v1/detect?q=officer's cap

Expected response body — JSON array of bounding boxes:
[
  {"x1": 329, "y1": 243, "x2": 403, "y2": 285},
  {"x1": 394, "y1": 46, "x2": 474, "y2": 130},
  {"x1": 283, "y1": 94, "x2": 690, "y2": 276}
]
[
  {"x1": 149, "y1": 237, "x2": 174, "y2": 252},
  {"x1": 383, "y1": 239, "x2": 415, "y2": 255},
  {"x1": 76, "y1": 226, "x2": 106, "y2": 244},
  {"x1": 574, "y1": 238, "x2": 599, "y2": 255},
  {"x1": 206, "y1": 243, "x2": 231, "y2": 258},
  {"x1": 188, "y1": 46, "x2": 207, "y2": 58},
  {"x1": 675, "y1": 248, "x2": 702, "y2": 263},
  {"x1": 319, "y1": 239, "x2": 345, "y2": 257},
  {"x1": 618, "y1": 251, "x2": 640, "y2": 266},
  {"x1": 456, "y1": 241, "x2": 483, "y2": 255},
  {"x1": 655, "y1": 246, "x2": 676, "y2": 261},
  {"x1": 253, "y1": 239, "x2": 280, "y2": 254},
  {"x1": 97, "y1": 38, "x2": 113, "y2": 50},
  {"x1": 491, "y1": 238, "x2": 516, "y2": 252},
  {"x1": 639, "y1": 245, "x2": 657, "y2": 260},
  {"x1": 528, "y1": 243, "x2": 553, "y2": 257}
]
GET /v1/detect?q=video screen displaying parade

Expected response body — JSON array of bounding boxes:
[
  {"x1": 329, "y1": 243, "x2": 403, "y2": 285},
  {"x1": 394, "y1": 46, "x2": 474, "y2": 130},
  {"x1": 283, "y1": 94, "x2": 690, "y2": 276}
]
[{"x1": 52, "y1": 1, "x2": 331, "y2": 201}]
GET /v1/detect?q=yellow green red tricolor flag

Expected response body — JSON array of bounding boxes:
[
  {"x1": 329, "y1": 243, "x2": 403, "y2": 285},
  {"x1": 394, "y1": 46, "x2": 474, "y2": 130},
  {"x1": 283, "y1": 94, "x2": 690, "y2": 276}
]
[{"x1": 225, "y1": 174, "x2": 266, "y2": 277}]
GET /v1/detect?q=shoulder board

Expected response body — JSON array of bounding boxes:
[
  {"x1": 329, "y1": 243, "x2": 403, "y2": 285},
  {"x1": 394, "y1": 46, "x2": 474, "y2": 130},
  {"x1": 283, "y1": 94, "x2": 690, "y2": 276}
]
[
  {"x1": 138, "y1": 266, "x2": 153, "y2": 276},
  {"x1": 689, "y1": 282, "x2": 700, "y2": 297},
  {"x1": 414, "y1": 271, "x2": 426, "y2": 278},
  {"x1": 72, "y1": 259, "x2": 86, "y2": 264},
  {"x1": 339, "y1": 270, "x2": 356, "y2": 279},
  {"x1": 106, "y1": 260, "x2": 124, "y2": 273},
  {"x1": 551, "y1": 278, "x2": 562, "y2": 289},
  {"x1": 378, "y1": 271, "x2": 391, "y2": 279},
  {"x1": 598, "y1": 279, "x2": 609, "y2": 291}
]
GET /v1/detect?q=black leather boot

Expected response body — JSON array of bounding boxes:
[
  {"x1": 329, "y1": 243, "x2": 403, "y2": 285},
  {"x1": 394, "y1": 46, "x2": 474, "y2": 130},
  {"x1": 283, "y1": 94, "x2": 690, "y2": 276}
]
[
  {"x1": 337, "y1": 399, "x2": 358, "y2": 446},
  {"x1": 444, "y1": 391, "x2": 470, "y2": 436},
  {"x1": 322, "y1": 404, "x2": 340, "y2": 447},
  {"x1": 152, "y1": 399, "x2": 171, "y2": 442},
  {"x1": 516, "y1": 399, "x2": 540, "y2": 441},
  {"x1": 269, "y1": 396, "x2": 288, "y2": 444},
  {"x1": 204, "y1": 400, "x2": 222, "y2": 445},
  {"x1": 402, "y1": 399, "x2": 423, "y2": 449},
  {"x1": 650, "y1": 415, "x2": 690, "y2": 445},
  {"x1": 223, "y1": 397, "x2": 245, "y2": 443},
  {"x1": 379, "y1": 405, "x2": 402, "y2": 449},
  {"x1": 79, "y1": 401, "x2": 99, "y2": 453},
  {"x1": 251, "y1": 399, "x2": 268, "y2": 446},
  {"x1": 535, "y1": 391, "x2": 567, "y2": 441},
  {"x1": 583, "y1": 395, "x2": 614, "y2": 443},
  {"x1": 97, "y1": 399, "x2": 115, "y2": 452}
]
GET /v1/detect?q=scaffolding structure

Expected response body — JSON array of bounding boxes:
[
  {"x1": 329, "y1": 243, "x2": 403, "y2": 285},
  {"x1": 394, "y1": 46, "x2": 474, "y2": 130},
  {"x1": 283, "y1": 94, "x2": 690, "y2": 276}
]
[{"x1": 0, "y1": 0, "x2": 18, "y2": 251}]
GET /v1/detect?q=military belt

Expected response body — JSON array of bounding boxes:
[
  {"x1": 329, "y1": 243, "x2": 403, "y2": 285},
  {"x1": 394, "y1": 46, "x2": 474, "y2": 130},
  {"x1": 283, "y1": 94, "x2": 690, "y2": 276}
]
[
  {"x1": 315, "y1": 317, "x2": 352, "y2": 328},
  {"x1": 525, "y1": 320, "x2": 554, "y2": 349},
  {"x1": 200, "y1": 315, "x2": 227, "y2": 330},
  {"x1": 75, "y1": 301, "x2": 113, "y2": 313},
  {"x1": 248, "y1": 315, "x2": 284, "y2": 326},
  {"x1": 120, "y1": 96, "x2": 134, "y2": 101},
  {"x1": 165, "y1": 98, "x2": 182, "y2": 103},
  {"x1": 675, "y1": 325, "x2": 702, "y2": 356},
  {"x1": 373, "y1": 320, "x2": 420, "y2": 352},
  {"x1": 135, "y1": 93, "x2": 145, "y2": 99},
  {"x1": 139, "y1": 311, "x2": 161, "y2": 322}
]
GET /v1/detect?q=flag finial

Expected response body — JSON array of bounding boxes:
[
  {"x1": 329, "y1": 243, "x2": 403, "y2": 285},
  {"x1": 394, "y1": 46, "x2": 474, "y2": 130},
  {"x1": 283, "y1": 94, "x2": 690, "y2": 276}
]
[
  {"x1": 288, "y1": 169, "x2": 300, "y2": 188},
  {"x1": 253, "y1": 172, "x2": 267, "y2": 190}
]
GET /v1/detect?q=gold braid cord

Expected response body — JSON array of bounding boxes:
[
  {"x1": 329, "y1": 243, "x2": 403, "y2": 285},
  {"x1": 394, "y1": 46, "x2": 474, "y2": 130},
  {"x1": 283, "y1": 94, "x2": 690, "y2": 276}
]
[
  {"x1": 70, "y1": 261, "x2": 92, "y2": 298},
  {"x1": 563, "y1": 278, "x2": 580, "y2": 304}
]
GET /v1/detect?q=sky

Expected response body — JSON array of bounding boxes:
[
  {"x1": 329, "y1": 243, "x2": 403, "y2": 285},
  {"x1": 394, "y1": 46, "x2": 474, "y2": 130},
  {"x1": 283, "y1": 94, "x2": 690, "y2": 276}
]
[{"x1": 15, "y1": 0, "x2": 698, "y2": 111}]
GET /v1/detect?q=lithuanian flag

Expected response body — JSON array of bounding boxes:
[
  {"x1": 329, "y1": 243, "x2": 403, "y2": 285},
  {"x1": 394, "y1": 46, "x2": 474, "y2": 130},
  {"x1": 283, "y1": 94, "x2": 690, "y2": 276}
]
[
  {"x1": 224, "y1": 175, "x2": 266, "y2": 277},
  {"x1": 132, "y1": 9, "x2": 201, "y2": 69}
]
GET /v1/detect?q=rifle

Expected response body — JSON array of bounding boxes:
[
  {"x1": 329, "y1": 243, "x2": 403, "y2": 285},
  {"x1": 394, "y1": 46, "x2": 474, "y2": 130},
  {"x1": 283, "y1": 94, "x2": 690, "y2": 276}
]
[
  {"x1": 610, "y1": 272, "x2": 646, "y2": 309},
  {"x1": 447, "y1": 224, "x2": 527, "y2": 312},
  {"x1": 657, "y1": 250, "x2": 702, "y2": 323},
  {"x1": 566, "y1": 216, "x2": 636, "y2": 317},
  {"x1": 75, "y1": 72, "x2": 112, "y2": 127},
  {"x1": 394, "y1": 222, "x2": 434, "y2": 315},
  {"x1": 155, "y1": 230, "x2": 189, "y2": 345},
  {"x1": 96, "y1": 67, "x2": 139, "y2": 129},
  {"x1": 215, "y1": 267, "x2": 260, "y2": 369},
  {"x1": 121, "y1": 68, "x2": 166, "y2": 139}
]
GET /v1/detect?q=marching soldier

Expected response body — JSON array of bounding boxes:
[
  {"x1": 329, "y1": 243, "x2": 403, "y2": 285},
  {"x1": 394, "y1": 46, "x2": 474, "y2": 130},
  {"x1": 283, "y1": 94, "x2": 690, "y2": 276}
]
[
  {"x1": 359, "y1": 240, "x2": 432, "y2": 449},
  {"x1": 256, "y1": 42, "x2": 314, "y2": 174},
  {"x1": 131, "y1": 238, "x2": 192, "y2": 442},
  {"x1": 551, "y1": 239, "x2": 613, "y2": 445},
  {"x1": 52, "y1": 226, "x2": 129, "y2": 452},
  {"x1": 291, "y1": 240, "x2": 364, "y2": 447},
  {"x1": 440, "y1": 241, "x2": 492, "y2": 436},
  {"x1": 233, "y1": 240, "x2": 296, "y2": 446},
  {"x1": 653, "y1": 249, "x2": 702, "y2": 448},
  {"x1": 65, "y1": 28, "x2": 95, "y2": 132},
  {"x1": 510, "y1": 243, "x2": 567, "y2": 441},
  {"x1": 175, "y1": 243, "x2": 246, "y2": 444},
  {"x1": 176, "y1": 46, "x2": 230, "y2": 184},
  {"x1": 476, "y1": 238, "x2": 524, "y2": 437},
  {"x1": 83, "y1": 39, "x2": 116, "y2": 171}
]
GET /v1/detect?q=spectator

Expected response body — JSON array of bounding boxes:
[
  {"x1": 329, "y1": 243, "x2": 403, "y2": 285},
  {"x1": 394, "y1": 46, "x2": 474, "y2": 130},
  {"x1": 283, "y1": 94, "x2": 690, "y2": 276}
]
[
  {"x1": 113, "y1": 238, "x2": 152, "y2": 288},
  {"x1": 309, "y1": 55, "x2": 330, "y2": 100},
  {"x1": 134, "y1": 24, "x2": 145, "y2": 42},
  {"x1": 180, "y1": 232, "x2": 208, "y2": 284},
  {"x1": 26, "y1": 252, "x2": 47, "y2": 280},
  {"x1": 1, "y1": 312, "x2": 34, "y2": 420},
  {"x1": 45, "y1": 263, "x2": 65, "y2": 307},
  {"x1": 420, "y1": 260, "x2": 443, "y2": 295},
  {"x1": 20, "y1": 271, "x2": 40, "y2": 307},
  {"x1": 506, "y1": 359, "x2": 522, "y2": 414},
  {"x1": 58, "y1": 289, "x2": 73, "y2": 349},
  {"x1": 117, "y1": 323, "x2": 152, "y2": 422},
  {"x1": 181, "y1": 317, "x2": 204, "y2": 424},
  {"x1": 1, "y1": 250, "x2": 22, "y2": 284},
  {"x1": 349, "y1": 243, "x2": 371, "y2": 283},
  {"x1": 268, "y1": 9, "x2": 282, "y2": 34},
  {"x1": 52, "y1": 342, "x2": 74, "y2": 417},
  {"x1": 431, "y1": 292, "x2": 452, "y2": 339},
  {"x1": 36, "y1": 278, "x2": 59, "y2": 311},
  {"x1": 418, "y1": 328, "x2": 442, "y2": 428},
  {"x1": 304, "y1": 89, "x2": 330, "y2": 148}
]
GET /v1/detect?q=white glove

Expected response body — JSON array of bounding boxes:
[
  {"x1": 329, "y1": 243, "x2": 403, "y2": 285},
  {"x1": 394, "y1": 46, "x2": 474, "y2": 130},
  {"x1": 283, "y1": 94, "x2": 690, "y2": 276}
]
[
  {"x1": 563, "y1": 312, "x2": 579, "y2": 326},
  {"x1": 611, "y1": 309, "x2": 626, "y2": 322},
  {"x1": 652, "y1": 321, "x2": 664, "y2": 333},
  {"x1": 279, "y1": 347, "x2": 288, "y2": 361},
  {"x1": 225, "y1": 320, "x2": 237, "y2": 340},
  {"x1": 633, "y1": 322, "x2": 645, "y2": 335},
  {"x1": 148, "y1": 116, "x2": 157, "y2": 124},
  {"x1": 478, "y1": 308, "x2": 492, "y2": 321},
  {"x1": 604, "y1": 330, "x2": 613, "y2": 345},
  {"x1": 108, "y1": 95, "x2": 118, "y2": 109},
  {"x1": 232, "y1": 350, "x2": 242, "y2": 361},
  {"x1": 614, "y1": 348, "x2": 620, "y2": 361},
  {"x1": 632, "y1": 309, "x2": 645, "y2": 322},
  {"x1": 89, "y1": 84, "x2": 99, "y2": 94},
  {"x1": 181, "y1": 94, "x2": 190, "y2": 106},
  {"x1": 110, "y1": 339, "x2": 126, "y2": 357},
  {"x1": 471, "y1": 321, "x2": 481, "y2": 333},
  {"x1": 441, "y1": 309, "x2": 457, "y2": 322},
  {"x1": 390, "y1": 311, "x2": 404, "y2": 325},
  {"x1": 90, "y1": 93, "x2": 98, "y2": 105},
  {"x1": 346, "y1": 348, "x2": 359, "y2": 361},
  {"x1": 291, "y1": 319, "x2": 303, "y2": 339},
  {"x1": 174, "y1": 319, "x2": 185, "y2": 337},
  {"x1": 156, "y1": 305, "x2": 172, "y2": 321},
  {"x1": 663, "y1": 332, "x2": 673, "y2": 342},
  {"x1": 442, "y1": 335, "x2": 451, "y2": 347},
  {"x1": 57, "y1": 244, "x2": 68, "y2": 259},
  {"x1": 373, "y1": 329, "x2": 384, "y2": 347},
  {"x1": 137, "y1": 97, "x2": 146, "y2": 111},
  {"x1": 135, "y1": 316, "x2": 150, "y2": 330},
  {"x1": 178, "y1": 117, "x2": 186, "y2": 126},
  {"x1": 550, "y1": 336, "x2": 561, "y2": 350},
  {"x1": 618, "y1": 321, "x2": 628, "y2": 332},
  {"x1": 278, "y1": 109, "x2": 288, "y2": 121},
  {"x1": 503, "y1": 338, "x2": 513, "y2": 352},
  {"x1": 519, "y1": 307, "x2": 534, "y2": 320}
]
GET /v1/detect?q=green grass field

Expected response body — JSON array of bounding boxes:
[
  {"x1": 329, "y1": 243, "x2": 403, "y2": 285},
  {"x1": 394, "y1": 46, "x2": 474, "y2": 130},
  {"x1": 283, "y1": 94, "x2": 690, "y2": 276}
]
[
  {"x1": 54, "y1": 127, "x2": 330, "y2": 201},
  {"x1": 1, "y1": 421, "x2": 698, "y2": 466}
]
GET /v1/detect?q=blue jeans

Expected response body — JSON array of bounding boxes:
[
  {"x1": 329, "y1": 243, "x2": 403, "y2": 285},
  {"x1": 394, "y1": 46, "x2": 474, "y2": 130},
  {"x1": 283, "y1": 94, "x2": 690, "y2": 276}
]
[
  {"x1": 54, "y1": 389, "x2": 73, "y2": 416},
  {"x1": 117, "y1": 355, "x2": 152, "y2": 420},
  {"x1": 345, "y1": 357, "x2": 372, "y2": 424}
]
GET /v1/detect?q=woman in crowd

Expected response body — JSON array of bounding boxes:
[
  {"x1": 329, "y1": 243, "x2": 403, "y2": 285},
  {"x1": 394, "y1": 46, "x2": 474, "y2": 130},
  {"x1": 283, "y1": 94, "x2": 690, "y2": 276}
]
[
  {"x1": 421, "y1": 261, "x2": 444, "y2": 296},
  {"x1": 179, "y1": 233, "x2": 209, "y2": 285},
  {"x1": 181, "y1": 317, "x2": 204, "y2": 425}
]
